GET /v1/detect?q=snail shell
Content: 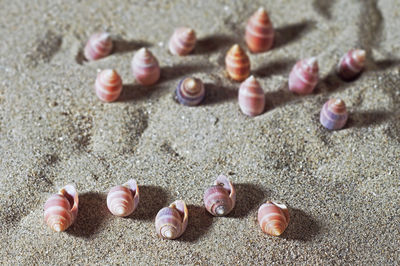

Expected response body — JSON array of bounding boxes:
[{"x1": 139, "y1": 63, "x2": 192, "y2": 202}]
[
  {"x1": 204, "y1": 175, "x2": 236, "y2": 216},
  {"x1": 84, "y1": 32, "x2": 113, "y2": 61},
  {"x1": 225, "y1": 44, "x2": 251, "y2": 82},
  {"x1": 320, "y1": 98, "x2": 348, "y2": 130},
  {"x1": 238, "y1": 75, "x2": 265, "y2": 117},
  {"x1": 176, "y1": 77, "x2": 205, "y2": 106},
  {"x1": 44, "y1": 184, "x2": 79, "y2": 232},
  {"x1": 155, "y1": 200, "x2": 188, "y2": 240},
  {"x1": 107, "y1": 179, "x2": 139, "y2": 217},
  {"x1": 245, "y1": 7, "x2": 275, "y2": 53},
  {"x1": 94, "y1": 69, "x2": 123, "y2": 102},
  {"x1": 131, "y1": 48, "x2": 160, "y2": 86},
  {"x1": 258, "y1": 201, "x2": 289, "y2": 236},
  {"x1": 288, "y1": 57, "x2": 319, "y2": 94},
  {"x1": 168, "y1": 27, "x2": 196, "y2": 56},
  {"x1": 337, "y1": 49, "x2": 366, "y2": 81}
]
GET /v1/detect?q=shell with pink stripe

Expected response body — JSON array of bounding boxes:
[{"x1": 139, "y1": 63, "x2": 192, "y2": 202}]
[
  {"x1": 257, "y1": 201, "x2": 289, "y2": 236},
  {"x1": 288, "y1": 57, "x2": 319, "y2": 94},
  {"x1": 238, "y1": 76, "x2": 265, "y2": 116},
  {"x1": 84, "y1": 32, "x2": 113, "y2": 61},
  {"x1": 203, "y1": 175, "x2": 236, "y2": 216},
  {"x1": 155, "y1": 200, "x2": 188, "y2": 240},
  {"x1": 168, "y1": 27, "x2": 196, "y2": 56},
  {"x1": 337, "y1": 49, "x2": 366, "y2": 81},
  {"x1": 44, "y1": 184, "x2": 79, "y2": 232},
  {"x1": 245, "y1": 7, "x2": 275, "y2": 53},
  {"x1": 131, "y1": 48, "x2": 160, "y2": 86},
  {"x1": 94, "y1": 69, "x2": 123, "y2": 102},
  {"x1": 107, "y1": 179, "x2": 139, "y2": 217}
]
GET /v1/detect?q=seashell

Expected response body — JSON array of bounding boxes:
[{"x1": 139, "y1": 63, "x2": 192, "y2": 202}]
[
  {"x1": 238, "y1": 75, "x2": 265, "y2": 116},
  {"x1": 131, "y1": 48, "x2": 160, "y2": 86},
  {"x1": 44, "y1": 184, "x2": 79, "y2": 232},
  {"x1": 320, "y1": 98, "x2": 348, "y2": 130},
  {"x1": 337, "y1": 49, "x2": 366, "y2": 81},
  {"x1": 107, "y1": 179, "x2": 139, "y2": 217},
  {"x1": 288, "y1": 57, "x2": 319, "y2": 94},
  {"x1": 176, "y1": 77, "x2": 205, "y2": 106},
  {"x1": 155, "y1": 200, "x2": 188, "y2": 240},
  {"x1": 204, "y1": 175, "x2": 236, "y2": 216},
  {"x1": 168, "y1": 27, "x2": 196, "y2": 56},
  {"x1": 258, "y1": 201, "x2": 289, "y2": 236},
  {"x1": 225, "y1": 44, "x2": 251, "y2": 82},
  {"x1": 245, "y1": 7, "x2": 275, "y2": 53},
  {"x1": 94, "y1": 69, "x2": 123, "y2": 102},
  {"x1": 84, "y1": 32, "x2": 113, "y2": 61}
]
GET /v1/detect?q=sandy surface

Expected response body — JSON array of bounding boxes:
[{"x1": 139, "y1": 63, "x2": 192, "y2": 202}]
[{"x1": 0, "y1": 0, "x2": 399, "y2": 264}]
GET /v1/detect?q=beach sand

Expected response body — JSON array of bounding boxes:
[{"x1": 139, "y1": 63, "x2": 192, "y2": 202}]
[{"x1": 0, "y1": 0, "x2": 399, "y2": 264}]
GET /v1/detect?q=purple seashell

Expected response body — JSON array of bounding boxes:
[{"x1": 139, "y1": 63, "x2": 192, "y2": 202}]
[
  {"x1": 320, "y1": 98, "x2": 348, "y2": 130},
  {"x1": 176, "y1": 77, "x2": 205, "y2": 106}
]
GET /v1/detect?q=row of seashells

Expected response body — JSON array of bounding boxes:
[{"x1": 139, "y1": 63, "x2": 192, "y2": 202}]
[{"x1": 44, "y1": 175, "x2": 289, "y2": 239}]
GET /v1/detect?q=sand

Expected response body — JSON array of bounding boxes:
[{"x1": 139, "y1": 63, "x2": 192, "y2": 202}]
[{"x1": 0, "y1": 0, "x2": 399, "y2": 264}]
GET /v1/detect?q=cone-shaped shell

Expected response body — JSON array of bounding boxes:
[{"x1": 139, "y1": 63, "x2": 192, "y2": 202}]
[
  {"x1": 95, "y1": 69, "x2": 123, "y2": 102},
  {"x1": 44, "y1": 185, "x2": 79, "y2": 232},
  {"x1": 204, "y1": 175, "x2": 236, "y2": 216},
  {"x1": 132, "y1": 48, "x2": 160, "y2": 85},
  {"x1": 320, "y1": 98, "x2": 348, "y2": 130},
  {"x1": 168, "y1": 27, "x2": 196, "y2": 56},
  {"x1": 84, "y1": 32, "x2": 113, "y2": 61},
  {"x1": 288, "y1": 57, "x2": 319, "y2": 94},
  {"x1": 258, "y1": 201, "x2": 289, "y2": 236},
  {"x1": 107, "y1": 179, "x2": 139, "y2": 217},
  {"x1": 337, "y1": 49, "x2": 366, "y2": 81},
  {"x1": 245, "y1": 7, "x2": 275, "y2": 53},
  {"x1": 238, "y1": 76, "x2": 265, "y2": 116},
  {"x1": 176, "y1": 77, "x2": 205, "y2": 106},
  {"x1": 155, "y1": 200, "x2": 188, "y2": 240},
  {"x1": 225, "y1": 44, "x2": 251, "y2": 81}
]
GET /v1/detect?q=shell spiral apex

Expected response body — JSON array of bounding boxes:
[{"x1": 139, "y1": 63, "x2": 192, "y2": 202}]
[
  {"x1": 84, "y1": 32, "x2": 113, "y2": 61},
  {"x1": 258, "y1": 201, "x2": 289, "y2": 236},
  {"x1": 337, "y1": 49, "x2": 366, "y2": 80},
  {"x1": 225, "y1": 44, "x2": 251, "y2": 82},
  {"x1": 176, "y1": 77, "x2": 205, "y2": 106},
  {"x1": 204, "y1": 175, "x2": 236, "y2": 216},
  {"x1": 132, "y1": 48, "x2": 160, "y2": 86},
  {"x1": 155, "y1": 200, "x2": 188, "y2": 240},
  {"x1": 168, "y1": 27, "x2": 196, "y2": 56},
  {"x1": 288, "y1": 57, "x2": 319, "y2": 94},
  {"x1": 238, "y1": 75, "x2": 265, "y2": 117},
  {"x1": 245, "y1": 7, "x2": 275, "y2": 53},
  {"x1": 44, "y1": 184, "x2": 79, "y2": 232},
  {"x1": 320, "y1": 98, "x2": 348, "y2": 130},
  {"x1": 95, "y1": 69, "x2": 123, "y2": 102},
  {"x1": 107, "y1": 179, "x2": 139, "y2": 217}
]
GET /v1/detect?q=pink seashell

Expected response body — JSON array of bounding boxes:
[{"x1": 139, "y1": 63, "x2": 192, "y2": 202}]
[
  {"x1": 131, "y1": 48, "x2": 160, "y2": 86},
  {"x1": 168, "y1": 27, "x2": 196, "y2": 56},
  {"x1": 204, "y1": 175, "x2": 236, "y2": 216},
  {"x1": 225, "y1": 44, "x2": 251, "y2": 82},
  {"x1": 155, "y1": 200, "x2": 188, "y2": 240},
  {"x1": 84, "y1": 32, "x2": 113, "y2": 61},
  {"x1": 258, "y1": 201, "x2": 289, "y2": 236},
  {"x1": 288, "y1": 57, "x2": 319, "y2": 94},
  {"x1": 238, "y1": 76, "x2": 265, "y2": 116},
  {"x1": 337, "y1": 49, "x2": 366, "y2": 80},
  {"x1": 245, "y1": 7, "x2": 275, "y2": 53},
  {"x1": 94, "y1": 69, "x2": 123, "y2": 102},
  {"x1": 44, "y1": 184, "x2": 79, "y2": 232},
  {"x1": 320, "y1": 98, "x2": 348, "y2": 130},
  {"x1": 107, "y1": 179, "x2": 139, "y2": 217}
]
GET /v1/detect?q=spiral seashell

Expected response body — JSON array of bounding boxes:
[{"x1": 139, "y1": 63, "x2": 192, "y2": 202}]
[
  {"x1": 155, "y1": 200, "x2": 188, "y2": 240},
  {"x1": 258, "y1": 201, "x2": 289, "y2": 236},
  {"x1": 238, "y1": 75, "x2": 265, "y2": 116},
  {"x1": 204, "y1": 175, "x2": 236, "y2": 216},
  {"x1": 320, "y1": 98, "x2": 348, "y2": 130},
  {"x1": 44, "y1": 184, "x2": 79, "y2": 232},
  {"x1": 94, "y1": 69, "x2": 123, "y2": 102},
  {"x1": 337, "y1": 49, "x2": 366, "y2": 81},
  {"x1": 168, "y1": 27, "x2": 196, "y2": 56},
  {"x1": 176, "y1": 77, "x2": 205, "y2": 106},
  {"x1": 107, "y1": 179, "x2": 139, "y2": 217},
  {"x1": 84, "y1": 32, "x2": 113, "y2": 61},
  {"x1": 245, "y1": 7, "x2": 275, "y2": 53},
  {"x1": 225, "y1": 44, "x2": 251, "y2": 82},
  {"x1": 131, "y1": 48, "x2": 160, "y2": 86},
  {"x1": 288, "y1": 57, "x2": 319, "y2": 94}
]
